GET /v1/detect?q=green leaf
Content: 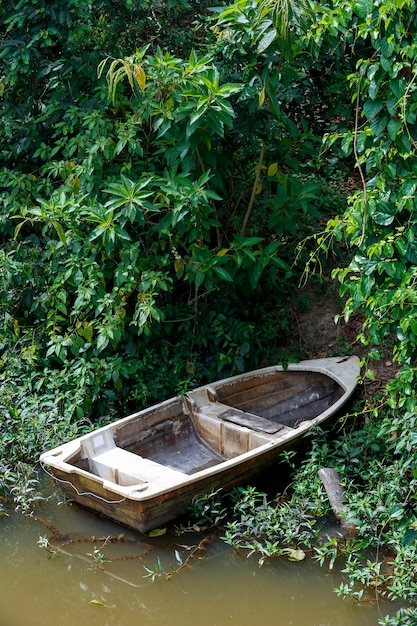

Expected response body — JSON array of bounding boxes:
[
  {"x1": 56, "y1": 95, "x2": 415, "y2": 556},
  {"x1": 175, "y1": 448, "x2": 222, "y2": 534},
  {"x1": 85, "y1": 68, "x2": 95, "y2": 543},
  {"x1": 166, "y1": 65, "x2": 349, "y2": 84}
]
[
  {"x1": 257, "y1": 28, "x2": 277, "y2": 54},
  {"x1": 387, "y1": 118, "x2": 402, "y2": 141},
  {"x1": 401, "y1": 180, "x2": 417, "y2": 197},
  {"x1": 390, "y1": 78, "x2": 406, "y2": 100},
  {"x1": 352, "y1": 0, "x2": 374, "y2": 17},
  {"x1": 341, "y1": 132, "x2": 353, "y2": 156},
  {"x1": 355, "y1": 131, "x2": 367, "y2": 153},
  {"x1": 195, "y1": 270, "x2": 205, "y2": 289},
  {"x1": 372, "y1": 201, "x2": 396, "y2": 226},
  {"x1": 78, "y1": 323, "x2": 93, "y2": 343},
  {"x1": 271, "y1": 256, "x2": 291, "y2": 272},
  {"x1": 363, "y1": 98, "x2": 384, "y2": 119},
  {"x1": 148, "y1": 527, "x2": 166, "y2": 537},
  {"x1": 51, "y1": 220, "x2": 67, "y2": 246},
  {"x1": 368, "y1": 79, "x2": 380, "y2": 100},
  {"x1": 384, "y1": 162, "x2": 396, "y2": 178},
  {"x1": 410, "y1": 319, "x2": 417, "y2": 336},
  {"x1": 380, "y1": 37, "x2": 396, "y2": 59},
  {"x1": 213, "y1": 266, "x2": 233, "y2": 282},
  {"x1": 248, "y1": 262, "x2": 263, "y2": 289},
  {"x1": 238, "y1": 237, "x2": 263, "y2": 247},
  {"x1": 96, "y1": 333, "x2": 109, "y2": 352},
  {"x1": 371, "y1": 115, "x2": 387, "y2": 137},
  {"x1": 389, "y1": 504, "x2": 404, "y2": 519},
  {"x1": 402, "y1": 528, "x2": 417, "y2": 547}
]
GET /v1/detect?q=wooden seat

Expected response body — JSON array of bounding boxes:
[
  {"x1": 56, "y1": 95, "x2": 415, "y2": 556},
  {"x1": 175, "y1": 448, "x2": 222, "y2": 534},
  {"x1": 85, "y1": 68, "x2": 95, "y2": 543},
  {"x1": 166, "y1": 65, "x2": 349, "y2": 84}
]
[
  {"x1": 218, "y1": 408, "x2": 285, "y2": 434},
  {"x1": 80, "y1": 430, "x2": 186, "y2": 488}
]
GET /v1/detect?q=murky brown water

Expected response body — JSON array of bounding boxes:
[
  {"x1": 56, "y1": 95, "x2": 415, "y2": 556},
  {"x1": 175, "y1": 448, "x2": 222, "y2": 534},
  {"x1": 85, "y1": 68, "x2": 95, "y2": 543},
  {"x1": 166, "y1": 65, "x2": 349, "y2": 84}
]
[{"x1": 1, "y1": 478, "x2": 398, "y2": 626}]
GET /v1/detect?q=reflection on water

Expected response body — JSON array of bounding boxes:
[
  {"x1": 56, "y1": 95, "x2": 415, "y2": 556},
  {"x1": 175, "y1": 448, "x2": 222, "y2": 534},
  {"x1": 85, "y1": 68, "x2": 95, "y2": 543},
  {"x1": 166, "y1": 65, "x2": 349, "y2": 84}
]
[{"x1": 1, "y1": 479, "x2": 395, "y2": 626}]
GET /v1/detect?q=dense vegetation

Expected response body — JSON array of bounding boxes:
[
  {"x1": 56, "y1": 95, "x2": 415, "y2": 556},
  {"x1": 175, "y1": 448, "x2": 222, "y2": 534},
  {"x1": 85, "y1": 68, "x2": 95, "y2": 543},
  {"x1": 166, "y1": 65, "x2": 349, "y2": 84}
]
[{"x1": 1, "y1": 0, "x2": 417, "y2": 622}]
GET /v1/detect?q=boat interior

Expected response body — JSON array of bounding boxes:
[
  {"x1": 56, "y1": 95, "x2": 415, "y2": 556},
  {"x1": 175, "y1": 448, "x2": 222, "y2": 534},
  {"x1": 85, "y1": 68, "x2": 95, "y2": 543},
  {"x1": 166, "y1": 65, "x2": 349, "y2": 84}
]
[{"x1": 61, "y1": 369, "x2": 344, "y2": 489}]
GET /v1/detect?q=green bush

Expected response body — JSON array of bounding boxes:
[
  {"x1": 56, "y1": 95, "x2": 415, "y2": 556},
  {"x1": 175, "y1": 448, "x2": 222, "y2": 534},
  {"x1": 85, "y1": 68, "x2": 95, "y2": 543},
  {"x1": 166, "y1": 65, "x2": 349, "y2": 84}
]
[{"x1": 1, "y1": 0, "x2": 332, "y2": 428}]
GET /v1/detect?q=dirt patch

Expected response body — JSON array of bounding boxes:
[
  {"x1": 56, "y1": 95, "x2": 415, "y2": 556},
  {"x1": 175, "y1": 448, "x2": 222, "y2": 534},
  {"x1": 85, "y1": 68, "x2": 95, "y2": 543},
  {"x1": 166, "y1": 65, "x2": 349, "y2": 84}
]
[
  {"x1": 292, "y1": 282, "x2": 345, "y2": 359},
  {"x1": 289, "y1": 276, "x2": 397, "y2": 399}
]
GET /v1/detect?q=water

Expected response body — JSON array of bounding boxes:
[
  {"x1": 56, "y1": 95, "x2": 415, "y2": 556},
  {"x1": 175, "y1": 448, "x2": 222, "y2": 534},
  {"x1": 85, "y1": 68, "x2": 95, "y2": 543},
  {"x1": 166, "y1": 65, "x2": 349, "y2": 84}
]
[{"x1": 0, "y1": 479, "x2": 398, "y2": 626}]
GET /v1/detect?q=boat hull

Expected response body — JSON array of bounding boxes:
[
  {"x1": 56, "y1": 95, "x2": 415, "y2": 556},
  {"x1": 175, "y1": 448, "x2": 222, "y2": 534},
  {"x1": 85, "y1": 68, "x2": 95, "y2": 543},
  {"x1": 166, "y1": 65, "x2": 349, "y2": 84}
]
[
  {"x1": 40, "y1": 356, "x2": 360, "y2": 532},
  {"x1": 47, "y1": 441, "x2": 292, "y2": 532}
]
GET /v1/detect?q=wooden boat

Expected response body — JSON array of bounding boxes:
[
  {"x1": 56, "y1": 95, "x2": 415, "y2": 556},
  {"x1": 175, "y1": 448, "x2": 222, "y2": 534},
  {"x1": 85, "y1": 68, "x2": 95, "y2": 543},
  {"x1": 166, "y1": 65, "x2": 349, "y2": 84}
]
[{"x1": 40, "y1": 356, "x2": 359, "y2": 533}]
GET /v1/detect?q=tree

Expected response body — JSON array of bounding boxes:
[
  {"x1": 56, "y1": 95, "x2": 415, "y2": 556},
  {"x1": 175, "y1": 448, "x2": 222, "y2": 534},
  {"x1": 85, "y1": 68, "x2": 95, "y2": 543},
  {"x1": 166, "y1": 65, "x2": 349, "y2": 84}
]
[{"x1": 2, "y1": 0, "x2": 332, "y2": 422}]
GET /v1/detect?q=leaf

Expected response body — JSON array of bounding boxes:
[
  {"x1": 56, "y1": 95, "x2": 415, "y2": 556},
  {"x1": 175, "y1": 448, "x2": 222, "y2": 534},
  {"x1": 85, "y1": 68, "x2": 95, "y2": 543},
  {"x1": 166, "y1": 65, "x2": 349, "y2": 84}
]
[
  {"x1": 77, "y1": 323, "x2": 94, "y2": 342},
  {"x1": 380, "y1": 36, "x2": 396, "y2": 59},
  {"x1": 13, "y1": 218, "x2": 29, "y2": 240},
  {"x1": 271, "y1": 256, "x2": 291, "y2": 272},
  {"x1": 148, "y1": 527, "x2": 167, "y2": 537},
  {"x1": 365, "y1": 369, "x2": 376, "y2": 381},
  {"x1": 371, "y1": 201, "x2": 396, "y2": 226},
  {"x1": 267, "y1": 162, "x2": 279, "y2": 177},
  {"x1": 384, "y1": 162, "x2": 396, "y2": 178},
  {"x1": 51, "y1": 220, "x2": 67, "y2": 246},
  {"x1": 387, "y1": 118, "x2": 402, "y2": 141},
  {"x1": 363, "y1": 98, "x2": 384, "y2": 119},
  {"x1": 389, "y1": 504, "x2": 404, "y2": 519},
  {"x1": 352, "y1": 0, "x2": 374, "y2": 18},
  {"x1": 390, "y1": 78, "x2": 406, "y2": 100},
  {"x1": 368, "y1": 348, "x2": 381, "y2": 360},
  {"x1": 371, "y1": 115, "x2": 387, "y2": 137},
  {"x1": 89, "y1": 599, "x2": 111, "y2": 608},
  {"x1": 285, "y1": 548, "x2": 306, "y2": 562},
  {"x1": 133, "y1": 64, "x2": 146, "y2": 92},
  {"x1": 195, "y1": 270, "x2": 205, "y2": 289},
  {"x1": 357, "y1": 130, "x2": 369, "y2": 152},
  {"x1": 238, "y1": 236, "x2": 263, "y2": 247},
  {"x1": 410, "y1": 319, "x2": 417, "y2": 336},
  {"x1": 96, "y1": 333, "x2": 109, "y2": 352},
  {"x1": 402, "y1": 528, "x2": 417, "y2": 547},
  {"x1": 257, "y1": 28, "x2": 277, "y2": 54},
  {"x1": 341, "y1": 132, "x2": 353, "y2": 156},
  {"x1": 213, "y1": 266, "x2": 233, "y2": 282},
  {"x1": 401, "y1": 179, "x2": 417, "y2": 197},
  {"x1": 405, "y1": 241, "x2": 417, "y2": 265},
  {"x1": 248, "y1": 261, "x2": 263, "y2": 289}
]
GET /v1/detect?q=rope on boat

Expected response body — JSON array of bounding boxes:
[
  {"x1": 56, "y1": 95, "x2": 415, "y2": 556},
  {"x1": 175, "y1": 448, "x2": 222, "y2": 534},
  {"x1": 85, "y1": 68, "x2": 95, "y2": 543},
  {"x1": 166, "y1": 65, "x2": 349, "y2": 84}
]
[{"x1": 39, "y1": 460, "x2": 143, "y2": 505}]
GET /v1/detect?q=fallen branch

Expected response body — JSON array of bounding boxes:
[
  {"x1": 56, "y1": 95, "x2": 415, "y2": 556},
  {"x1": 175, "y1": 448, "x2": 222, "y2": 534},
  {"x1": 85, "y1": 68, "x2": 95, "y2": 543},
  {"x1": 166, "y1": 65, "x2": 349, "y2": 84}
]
[{"x1": 318, "y1": 467, "x2": 359, "y2": 536}]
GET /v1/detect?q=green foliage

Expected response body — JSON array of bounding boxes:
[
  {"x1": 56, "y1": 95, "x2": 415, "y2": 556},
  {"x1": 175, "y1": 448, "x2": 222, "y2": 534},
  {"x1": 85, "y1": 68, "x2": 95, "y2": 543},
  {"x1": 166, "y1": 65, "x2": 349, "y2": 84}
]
[
  {"x1": 312, "y1": 0, "x2": 417, "y2": 371},
  {"x1": 187, "y1": 488, "x2": 229, "y2": 527},
  {"x1": 0, "y1": 0, "x2": 331, "y2": 435},
  {"x1": 222, "y1": 482, "x2": 314, "y2": 566},
  {"x1": 218, "y1": 413, "x2": 417, "y2": 621},
  {"x1": 303, "y1": 6, "x2": 417, "y2": 615},
  {"x1": 0, "y1": 0, "x2": 332, "y2": 533},
  {"x1": 249, "y1": 2, "x2": 417, "y2": 621}
]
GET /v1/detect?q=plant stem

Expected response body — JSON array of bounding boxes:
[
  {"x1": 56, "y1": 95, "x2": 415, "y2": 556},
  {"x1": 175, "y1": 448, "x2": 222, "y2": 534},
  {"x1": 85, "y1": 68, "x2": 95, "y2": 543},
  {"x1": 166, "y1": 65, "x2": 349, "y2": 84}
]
[{"x1": 240, "y1": 140, "x2": 265, "y2": 236}]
